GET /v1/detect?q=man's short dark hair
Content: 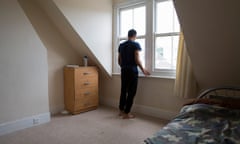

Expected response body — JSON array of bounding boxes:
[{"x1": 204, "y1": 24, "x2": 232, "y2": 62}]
[{"x1": 128, "y1": 29, "x2": 137, "y2": 37}]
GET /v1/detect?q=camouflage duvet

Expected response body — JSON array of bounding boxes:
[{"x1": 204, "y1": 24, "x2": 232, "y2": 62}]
[{"x1": 144, "y1": 104, "x2": 240, "y2": 144}]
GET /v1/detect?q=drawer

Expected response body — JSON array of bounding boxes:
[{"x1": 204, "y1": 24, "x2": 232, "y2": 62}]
[
  {"x1": 75, "y1": 87, "x2": 98, "y2": 101},
  {"x1": 74, "y1": 97, "x2": 98, "y2": 110},
  {"x1": 75, "y1": 77, "x2": 98, "y2": 89},
  {"x1": 75, "y1": 67, "x2": 98, "y2": 78}
]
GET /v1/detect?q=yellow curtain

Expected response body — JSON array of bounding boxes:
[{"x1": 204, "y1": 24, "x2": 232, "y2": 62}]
[{"x1": 174, "y1": 32, "x2": 198, "y2": 98}]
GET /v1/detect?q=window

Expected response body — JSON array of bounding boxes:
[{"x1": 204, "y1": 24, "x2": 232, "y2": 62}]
[
  {"x1": 154, "y1": 0, "x2": 180, "y2": 71},
  {"x1": 113, "y1": 0, "x2": 180, "y2": 78},
  {"x1": 118, "y1": 4, "x2": 146, "y2": 68}
]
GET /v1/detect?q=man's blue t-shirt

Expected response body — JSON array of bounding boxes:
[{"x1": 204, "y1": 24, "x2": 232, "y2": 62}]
[{"x1": 118, "y1": 40, "x2": 141, "y2": 71}]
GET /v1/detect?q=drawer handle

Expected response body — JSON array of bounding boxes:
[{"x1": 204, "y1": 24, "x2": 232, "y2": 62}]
[
  {"x1": 84, "y1": 82, "x2": 90, "y2": 85},
  {"x1": 83, "y1": 72, "x2": 91, "y2": 75},
  {"x1": 84, "y1": 92, "x2": 91, "y2": 95}
]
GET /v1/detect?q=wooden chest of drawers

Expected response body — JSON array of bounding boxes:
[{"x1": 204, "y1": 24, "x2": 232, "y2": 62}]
[{"x1": 64, "y1": 66, "x2": 98, "y2": 114}]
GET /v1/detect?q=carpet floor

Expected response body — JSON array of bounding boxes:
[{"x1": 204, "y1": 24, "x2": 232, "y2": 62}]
[{"x1": 0, "y1": 106, "x2": 168, "y2": 144}]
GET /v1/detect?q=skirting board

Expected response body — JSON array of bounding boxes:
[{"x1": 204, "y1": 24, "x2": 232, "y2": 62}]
[
  {"x1": 0, "y1": 112, "x2": 50, "y2": 136},
  {"x1": 100, "y1": 98, "x2": 178, "y2": 120}
]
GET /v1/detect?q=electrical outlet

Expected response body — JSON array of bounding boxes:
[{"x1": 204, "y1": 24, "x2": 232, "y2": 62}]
[{"x1": 33, "y1": 117, "x2": 40, "y2": 125}]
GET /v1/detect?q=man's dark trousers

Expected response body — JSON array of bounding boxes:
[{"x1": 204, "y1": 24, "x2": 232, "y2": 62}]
[{"x1": 119, "y1": 67, "x2": 138, "y2": 114}]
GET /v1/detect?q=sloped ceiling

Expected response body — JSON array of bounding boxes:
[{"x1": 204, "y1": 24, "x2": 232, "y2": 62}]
[
  {"x1": 174, "y1": 0, "x2": 240, "y2": 90},
  {"x1": 37, "y1": 0, "x2": 113, "y2": 76}
]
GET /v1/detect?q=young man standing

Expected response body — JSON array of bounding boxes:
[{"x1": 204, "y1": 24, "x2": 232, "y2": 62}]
[{"x1": 118, "y1": 29, "x2": 150, "y2": 119}]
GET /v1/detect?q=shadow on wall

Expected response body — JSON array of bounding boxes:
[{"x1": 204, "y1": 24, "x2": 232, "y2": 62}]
[{"x1": 18, "y1": 0, "x2": 81, "y2": 114}]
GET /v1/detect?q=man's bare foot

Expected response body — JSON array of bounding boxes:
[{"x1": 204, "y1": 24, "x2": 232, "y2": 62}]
[
  {"x1": 119, "y1": 111, "x2": 124, "y2": 116},
  {"x1": 122, "y1": 113, "x2": 135, "y2": 119}
]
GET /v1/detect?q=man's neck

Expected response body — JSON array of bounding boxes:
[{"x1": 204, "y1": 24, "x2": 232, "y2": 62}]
[{"x1": 128, "y1": 37, "x2": 135, "y2": 41}]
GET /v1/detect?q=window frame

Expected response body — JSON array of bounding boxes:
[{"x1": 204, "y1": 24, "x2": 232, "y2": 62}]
[{"x1": 113, "y1": 0, "x2": 179, "y2": 79}]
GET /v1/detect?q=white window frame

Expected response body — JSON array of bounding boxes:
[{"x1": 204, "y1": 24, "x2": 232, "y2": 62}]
[{"x1": 113, "y1": 0, "x2": 179, "y2": 79}]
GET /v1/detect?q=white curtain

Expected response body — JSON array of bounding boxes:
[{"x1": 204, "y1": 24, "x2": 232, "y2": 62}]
[{"x1": 174, "y1": 32, "x2": 198, "y2": 98}]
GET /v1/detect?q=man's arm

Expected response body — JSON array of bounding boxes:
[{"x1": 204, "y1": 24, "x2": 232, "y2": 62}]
[
  {"x1": 118, "y1": 53, "x2": 121, "y2": 67},
  {"x1": 135, "y1": 50, "x2": 150, "y2": 76}
]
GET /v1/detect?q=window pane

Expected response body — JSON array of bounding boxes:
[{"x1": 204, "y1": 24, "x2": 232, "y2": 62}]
[
  {"x1": 133, "y1": 7, "x2": 146, "y2": 36},
  {"x1": 136, "y1": 38, "x2": 145, "y2": 68},
  {"x1": 155, "y1": 36, "x2": 179, "y2": 69},
  {"x1": 120, "y1": 9, "x2": 133, "y2": 37},
  {"x1": 156, "y1": 1, "x2": 180, "y2": 33},
  {"x1": 172, "y1": 36, "x2": 179, "y2": 68},
  {"x1": 173, "y1": 7, "x2": 180, "y2": 33},
  {"x1": 120, "y1": 6, "x2": 146, "y2": 37}
]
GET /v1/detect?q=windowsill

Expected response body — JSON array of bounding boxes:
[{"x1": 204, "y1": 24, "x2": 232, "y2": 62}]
[{"x1": 112, "y1": 73, "x2": 176, "y2": 80}]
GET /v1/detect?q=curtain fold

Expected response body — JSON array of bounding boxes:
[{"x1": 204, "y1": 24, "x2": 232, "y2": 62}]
[{"x1": 174, "y1": 32, "x2": 198, "y2": 98}]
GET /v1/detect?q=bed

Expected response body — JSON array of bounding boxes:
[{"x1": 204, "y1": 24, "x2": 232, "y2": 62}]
[{"x1": 144, "y1": 86, "x2": 240, "y2": 144}]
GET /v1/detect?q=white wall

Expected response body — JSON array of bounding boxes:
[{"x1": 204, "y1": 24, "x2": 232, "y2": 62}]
[
  {"x1": 100, "y1": 75, "x2": 187, "y2": 116},
  {"x1": 18, "y1": 0, "x2": 81, "y2": 114},
  {"x1": 19, "y1": 0, "x2": 113, "y2": 114},
  {"x1": 0, "y1": 0, "x2": 49, "y2": 124},
  {"x1": 174, "y1": 0, "x2": 240, "y2": 89},
  {"x1": 52, "y1": 0, "x2": 113, "y2": 75}
]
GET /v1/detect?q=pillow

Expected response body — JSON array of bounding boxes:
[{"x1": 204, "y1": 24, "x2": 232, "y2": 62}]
[{"x1": 184, "y1": 98, "x2": 240, "y2": 109}]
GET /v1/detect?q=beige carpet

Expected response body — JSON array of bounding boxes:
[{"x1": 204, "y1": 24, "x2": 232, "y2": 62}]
[{"x1": 0, "y1": 106, "x2": 168, "y2": 144}]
